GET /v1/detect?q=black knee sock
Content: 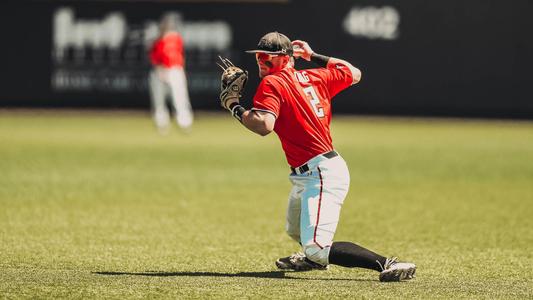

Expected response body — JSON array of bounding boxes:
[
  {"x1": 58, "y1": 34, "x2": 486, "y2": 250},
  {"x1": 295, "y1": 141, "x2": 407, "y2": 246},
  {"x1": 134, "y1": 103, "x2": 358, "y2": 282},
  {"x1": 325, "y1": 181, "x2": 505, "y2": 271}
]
[{"x1": 329, "y1": 241, "x2": 387, "y2": 272}]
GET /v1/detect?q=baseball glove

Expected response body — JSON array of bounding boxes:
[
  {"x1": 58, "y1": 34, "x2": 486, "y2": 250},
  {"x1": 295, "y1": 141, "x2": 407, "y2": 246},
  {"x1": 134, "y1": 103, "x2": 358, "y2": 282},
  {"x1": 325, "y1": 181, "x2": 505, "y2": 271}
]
[{"x1": 218, "y1": 56, "x2": 248, "y2": 110}]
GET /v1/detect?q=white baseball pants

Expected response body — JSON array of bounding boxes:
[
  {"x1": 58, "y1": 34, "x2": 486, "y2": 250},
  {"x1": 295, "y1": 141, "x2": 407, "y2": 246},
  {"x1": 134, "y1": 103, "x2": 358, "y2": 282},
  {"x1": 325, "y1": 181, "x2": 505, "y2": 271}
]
[
  {"x1": 285, "y1": 152, "x2": 350, "y2": 266},
  {"x1": 149, "y1": 66, "x2": 193, "y2": 130}
]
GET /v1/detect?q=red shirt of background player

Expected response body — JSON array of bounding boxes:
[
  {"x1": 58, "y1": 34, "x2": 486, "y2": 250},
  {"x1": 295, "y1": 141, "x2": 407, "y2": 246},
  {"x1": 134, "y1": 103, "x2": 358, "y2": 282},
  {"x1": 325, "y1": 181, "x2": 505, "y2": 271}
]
[
  {"x1": 149, "y1": 32, "x2": 184, "y2": 68},
  {"x1": 252, "y1": 64, "x2": 353, "y2": 167}
]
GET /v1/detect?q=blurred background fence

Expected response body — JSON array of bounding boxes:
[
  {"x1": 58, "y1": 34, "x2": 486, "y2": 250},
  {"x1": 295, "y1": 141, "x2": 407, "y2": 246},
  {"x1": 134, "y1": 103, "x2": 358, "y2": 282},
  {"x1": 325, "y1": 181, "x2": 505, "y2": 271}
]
[{"x1": 1, "y1": 0, "x2": 532, "y2": 118}]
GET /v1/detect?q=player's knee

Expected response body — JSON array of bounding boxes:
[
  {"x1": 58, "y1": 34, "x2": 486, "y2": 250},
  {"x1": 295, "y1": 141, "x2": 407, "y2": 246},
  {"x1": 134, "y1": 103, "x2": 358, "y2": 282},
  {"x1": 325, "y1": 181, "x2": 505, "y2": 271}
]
[{"x1": 303, "y1": 244, "x2": 330, "y2": 266}]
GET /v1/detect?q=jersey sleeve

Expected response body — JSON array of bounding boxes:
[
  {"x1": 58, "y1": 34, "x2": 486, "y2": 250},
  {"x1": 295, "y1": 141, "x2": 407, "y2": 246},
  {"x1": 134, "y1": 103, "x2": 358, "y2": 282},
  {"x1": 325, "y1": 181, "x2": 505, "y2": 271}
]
[
  {"x1": 319, "y1": 63, "x2": 354, "y2": 98},
  {"x1": 149, "y1": 40, "x2": 161, "y2": 66},
  {"x1": 252, "y1": 77, "x2": 281, "y2": 118},
  {"x1": 173, "y1": 35, "x2": 185, "y2": 67}
]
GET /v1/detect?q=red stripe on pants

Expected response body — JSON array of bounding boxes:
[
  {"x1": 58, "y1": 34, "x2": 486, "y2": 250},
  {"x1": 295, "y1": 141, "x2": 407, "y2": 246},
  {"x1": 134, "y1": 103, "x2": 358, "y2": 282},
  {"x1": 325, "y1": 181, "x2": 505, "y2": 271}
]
[{"x1": 313, "y1": 166, "x2": 324, "y2": 249}]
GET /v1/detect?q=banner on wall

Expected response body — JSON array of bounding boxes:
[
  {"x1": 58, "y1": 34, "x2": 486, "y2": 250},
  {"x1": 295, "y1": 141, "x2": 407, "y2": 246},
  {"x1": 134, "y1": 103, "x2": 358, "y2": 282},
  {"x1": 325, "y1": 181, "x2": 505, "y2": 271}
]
[{"x1": 51, "y1": 7, "x2": 231, "y2": 93}]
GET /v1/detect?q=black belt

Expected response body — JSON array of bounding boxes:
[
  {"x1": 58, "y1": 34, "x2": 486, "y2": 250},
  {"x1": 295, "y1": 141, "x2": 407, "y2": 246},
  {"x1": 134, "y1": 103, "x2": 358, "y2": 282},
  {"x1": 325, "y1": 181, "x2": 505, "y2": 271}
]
[{"x1": 290, "y1": 150, "x2": 338, "y2": 175}]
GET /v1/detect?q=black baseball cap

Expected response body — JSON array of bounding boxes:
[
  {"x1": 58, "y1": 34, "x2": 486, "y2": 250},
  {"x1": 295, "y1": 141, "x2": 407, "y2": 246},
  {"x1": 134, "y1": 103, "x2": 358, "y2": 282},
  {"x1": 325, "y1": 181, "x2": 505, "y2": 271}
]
[{"x1": 245, "y1": 32, "x2": 293, "y2": 56}]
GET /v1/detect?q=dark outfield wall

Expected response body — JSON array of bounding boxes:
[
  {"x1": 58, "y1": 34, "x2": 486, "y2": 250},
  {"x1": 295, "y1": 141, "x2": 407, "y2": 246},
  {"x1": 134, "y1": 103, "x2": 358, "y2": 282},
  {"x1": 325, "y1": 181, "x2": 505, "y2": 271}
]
[{"x1": 1, "y1": 0, "x2": 532, "y2": 118}]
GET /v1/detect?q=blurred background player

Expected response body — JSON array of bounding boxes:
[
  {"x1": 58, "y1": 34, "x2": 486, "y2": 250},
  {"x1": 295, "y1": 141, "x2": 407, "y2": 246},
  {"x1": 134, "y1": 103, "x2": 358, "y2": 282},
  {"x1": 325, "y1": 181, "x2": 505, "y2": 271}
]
[
  {"x1": 148, "y1": 13, "x2": 193, "y2": 134},
  {"x1": 218, "y1": 32, "x2": 416, "y2": 282}
]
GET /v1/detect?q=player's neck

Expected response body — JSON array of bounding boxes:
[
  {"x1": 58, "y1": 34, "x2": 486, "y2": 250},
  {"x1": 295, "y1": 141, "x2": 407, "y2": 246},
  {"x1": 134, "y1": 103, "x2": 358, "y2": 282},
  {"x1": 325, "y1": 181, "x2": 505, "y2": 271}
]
[{"x1": 281, "y1": 62, "x2": 294, "y2": 73}]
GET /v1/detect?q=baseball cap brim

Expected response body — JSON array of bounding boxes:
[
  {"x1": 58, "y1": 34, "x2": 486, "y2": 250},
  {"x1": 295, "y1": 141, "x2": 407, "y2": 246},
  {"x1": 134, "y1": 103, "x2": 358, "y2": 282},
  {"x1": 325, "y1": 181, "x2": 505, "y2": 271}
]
[{"x1": 245, "y1": 49, "x2": 290, "y2": 55}]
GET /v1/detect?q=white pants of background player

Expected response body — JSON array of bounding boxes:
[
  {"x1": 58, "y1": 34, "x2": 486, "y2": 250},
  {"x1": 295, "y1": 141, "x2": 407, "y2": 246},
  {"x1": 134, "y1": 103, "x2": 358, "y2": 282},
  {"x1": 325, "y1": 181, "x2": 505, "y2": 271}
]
[
  {"x1": 149, "y1": 66, "x2": 193, "y2": 131},
  {"x1": 286, "y1": 152, "x2": 350, "y2": 266}
]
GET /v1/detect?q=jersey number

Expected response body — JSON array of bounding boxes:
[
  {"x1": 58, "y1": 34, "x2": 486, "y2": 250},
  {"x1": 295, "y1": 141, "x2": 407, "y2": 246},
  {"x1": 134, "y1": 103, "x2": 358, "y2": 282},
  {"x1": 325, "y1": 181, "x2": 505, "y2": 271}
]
[{"x1": 303, "y1": 86, "x2": 325, "y2": 118}]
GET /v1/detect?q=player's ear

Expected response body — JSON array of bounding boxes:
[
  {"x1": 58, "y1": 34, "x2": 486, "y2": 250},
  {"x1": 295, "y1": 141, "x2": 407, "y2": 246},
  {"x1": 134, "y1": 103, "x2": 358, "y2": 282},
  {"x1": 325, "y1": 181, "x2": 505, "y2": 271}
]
[{"x1": 281, "y1": 55, "x2": 290, "y2": 66}]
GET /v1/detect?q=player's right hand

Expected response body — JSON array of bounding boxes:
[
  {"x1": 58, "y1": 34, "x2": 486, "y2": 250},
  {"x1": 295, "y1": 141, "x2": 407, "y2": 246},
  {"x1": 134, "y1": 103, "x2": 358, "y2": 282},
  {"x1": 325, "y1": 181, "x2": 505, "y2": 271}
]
[
  {"x1": 219, "y1": 68, "x2": 247, "y2": 110},
  {"x1": 218, "y1": 56, "x2": 248, "y2": 111},
  {"x1": 292, "y1": 40, "x2": 314, "y2": 61}
]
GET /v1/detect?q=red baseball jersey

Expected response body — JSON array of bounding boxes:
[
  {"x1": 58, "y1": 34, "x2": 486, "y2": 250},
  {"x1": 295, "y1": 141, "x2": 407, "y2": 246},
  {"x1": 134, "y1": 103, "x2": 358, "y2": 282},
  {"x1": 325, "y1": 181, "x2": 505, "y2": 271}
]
[
  {"x1": 253, "y1": 64, "x2": 354, "y2": 167},
  {"x1": 149, "y1": 32, "x2": 184, "y2": 68}
]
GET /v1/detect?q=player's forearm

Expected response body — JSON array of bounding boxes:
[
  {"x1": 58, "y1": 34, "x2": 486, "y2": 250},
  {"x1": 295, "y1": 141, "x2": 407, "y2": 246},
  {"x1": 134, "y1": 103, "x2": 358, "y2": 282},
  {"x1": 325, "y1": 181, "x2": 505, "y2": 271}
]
[
  {"x1": 240, "y1": 110, "x2": 274, "y2": 136},
  {"x1": 310, "y1": 52, "x2": 361, "y2": 84},
  {"x1": 328, "y1": 57, "x2": 362, "y2": 84},
  {"x1": 226, "y1": 102, "x2": 272, "y2": 136}
]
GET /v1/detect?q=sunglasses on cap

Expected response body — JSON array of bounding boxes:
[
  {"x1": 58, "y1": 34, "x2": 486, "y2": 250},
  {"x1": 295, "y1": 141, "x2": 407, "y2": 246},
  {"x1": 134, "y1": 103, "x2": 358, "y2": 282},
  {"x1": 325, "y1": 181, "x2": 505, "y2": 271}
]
[{"x1": 255, "y1": 52, "x2": 280, "y2": 61}]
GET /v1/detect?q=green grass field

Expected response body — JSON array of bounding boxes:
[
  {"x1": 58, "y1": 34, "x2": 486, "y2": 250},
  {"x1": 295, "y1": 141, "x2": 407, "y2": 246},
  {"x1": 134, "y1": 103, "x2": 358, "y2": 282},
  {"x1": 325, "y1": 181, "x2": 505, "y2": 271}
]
[{"x1": 1, "y1": 110, "x2": 532, "y2": 299}]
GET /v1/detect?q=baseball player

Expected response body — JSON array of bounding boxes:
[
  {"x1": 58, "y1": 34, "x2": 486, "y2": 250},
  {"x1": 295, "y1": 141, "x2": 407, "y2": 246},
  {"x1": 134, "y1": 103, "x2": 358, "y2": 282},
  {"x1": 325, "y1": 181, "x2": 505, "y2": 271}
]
[
  {"x1": 148, "y1": 14, "x2": 193, "y2": 133},
  {"x1": 218, "y1": 32, "x2": 416, "y2": 282}
]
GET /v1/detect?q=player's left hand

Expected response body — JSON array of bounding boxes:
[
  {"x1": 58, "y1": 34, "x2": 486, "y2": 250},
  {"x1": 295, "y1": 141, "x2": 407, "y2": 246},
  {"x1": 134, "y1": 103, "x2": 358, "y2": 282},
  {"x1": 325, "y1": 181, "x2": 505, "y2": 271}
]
[{"x1": 218, "y1": 56, "x2": 248, "y2": 110}]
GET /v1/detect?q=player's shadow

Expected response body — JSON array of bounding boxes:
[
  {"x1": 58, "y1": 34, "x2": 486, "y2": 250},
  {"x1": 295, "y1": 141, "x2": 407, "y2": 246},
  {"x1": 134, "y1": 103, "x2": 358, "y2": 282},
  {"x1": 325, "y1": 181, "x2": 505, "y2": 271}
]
[{"x1": 94, "y1": 270, "x2": 370, "y2": 281}]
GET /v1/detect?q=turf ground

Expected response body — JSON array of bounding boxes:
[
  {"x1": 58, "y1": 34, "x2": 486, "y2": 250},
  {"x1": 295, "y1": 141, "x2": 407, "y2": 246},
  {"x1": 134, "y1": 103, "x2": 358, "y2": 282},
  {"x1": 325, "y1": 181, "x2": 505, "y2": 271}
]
[{"x1": 1, "y1": 110, "x2": 532, "y2": 299}]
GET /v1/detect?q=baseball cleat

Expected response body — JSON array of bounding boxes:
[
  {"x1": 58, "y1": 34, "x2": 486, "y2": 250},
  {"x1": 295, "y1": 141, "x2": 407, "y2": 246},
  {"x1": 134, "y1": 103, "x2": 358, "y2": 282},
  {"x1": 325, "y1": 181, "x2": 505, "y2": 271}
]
[
  {"x1": 275, "y1": 252, "x2": 329, "y2": 271},
  {"x1": 377, "y1": 257, "x2": 416, "y2": 282}
]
